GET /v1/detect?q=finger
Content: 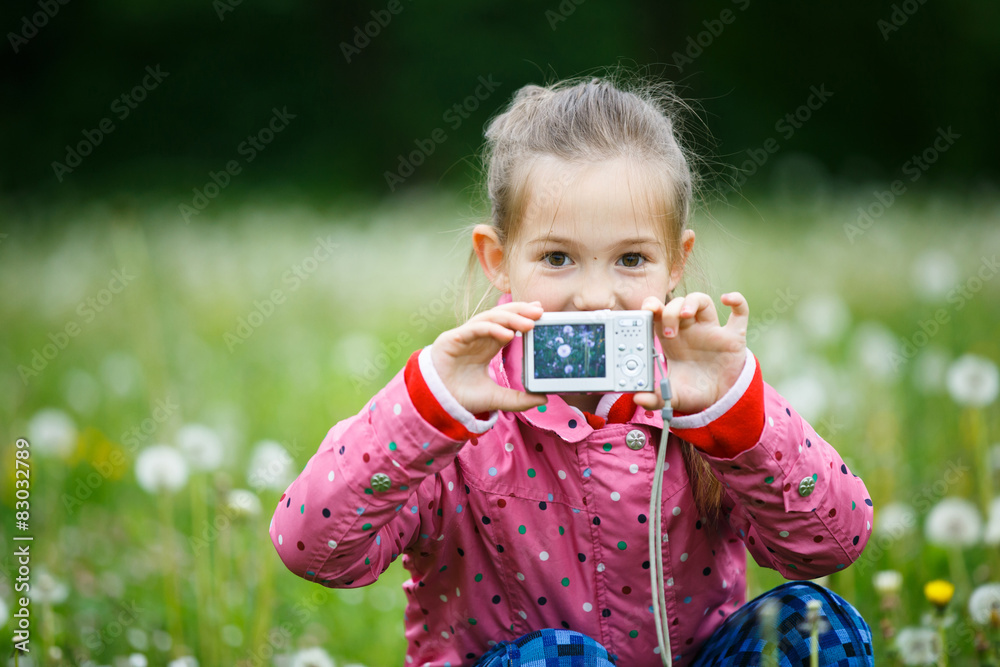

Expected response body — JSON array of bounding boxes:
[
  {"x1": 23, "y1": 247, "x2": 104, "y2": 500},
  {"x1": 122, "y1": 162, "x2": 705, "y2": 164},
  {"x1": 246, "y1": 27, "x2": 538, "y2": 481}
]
[
  {"x1": 641, "y1": 295, "x2": 665, "y2": 314},
  {"x1": 491, "y1": 387, "x2": 548, "y2": 412},
  {"x1": 452, "y1": 320, "x2": 517, "y2": 349},
  {"x1": 721, "y1": 291, "x2": 750, "y2": 334},
  {"x1": 472, "y1": 307, "x2": 541, "y2": 334},
  {"x1": 660, "y1": 296, "x2": 685, "y2": 338},
  {"x1": 633, "y1": 390, "x2": 664, "y2": 411},
  {"x1": 679, "y1": 292, "x2": 717, "y2": 326}
]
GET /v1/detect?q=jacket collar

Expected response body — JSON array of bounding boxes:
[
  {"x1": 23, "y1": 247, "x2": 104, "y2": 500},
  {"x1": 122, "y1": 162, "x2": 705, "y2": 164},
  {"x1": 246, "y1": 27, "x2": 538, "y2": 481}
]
[{"x1": 488, "y1": 293, "x2": 664, "y2": 443}]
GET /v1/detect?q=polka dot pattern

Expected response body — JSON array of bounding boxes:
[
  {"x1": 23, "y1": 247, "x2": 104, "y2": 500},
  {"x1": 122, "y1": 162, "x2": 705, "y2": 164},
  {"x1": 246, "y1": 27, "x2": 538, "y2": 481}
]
[{"x1": 268, "y1": 349, "x2": 875, "y2": 667}]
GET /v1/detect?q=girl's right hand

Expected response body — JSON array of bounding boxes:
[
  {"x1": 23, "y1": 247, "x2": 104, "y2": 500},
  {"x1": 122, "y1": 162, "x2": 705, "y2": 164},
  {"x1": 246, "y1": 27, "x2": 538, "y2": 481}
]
[{"x1": 430, "y1": 301, "x2": 548, "y2": 415}]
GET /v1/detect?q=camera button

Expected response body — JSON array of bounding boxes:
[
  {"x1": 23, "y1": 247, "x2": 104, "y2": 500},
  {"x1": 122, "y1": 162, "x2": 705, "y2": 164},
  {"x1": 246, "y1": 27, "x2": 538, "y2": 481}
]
[
  {"x1": 618, "y1": 343, "x2": 627, "y2": 351},
  {"x1": 636, "y1": 343, "x2": 645, "y2": 351},
  {"x1": 625, "y1": 429, "x2": 647, "y2": 450}
]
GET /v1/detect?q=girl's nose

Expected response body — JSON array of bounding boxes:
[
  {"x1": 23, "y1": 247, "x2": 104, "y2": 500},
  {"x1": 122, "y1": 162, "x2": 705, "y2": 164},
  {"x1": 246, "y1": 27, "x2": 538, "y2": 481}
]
[{"x1": 572, "y1": 278, "x2": 616, "y2": 311}]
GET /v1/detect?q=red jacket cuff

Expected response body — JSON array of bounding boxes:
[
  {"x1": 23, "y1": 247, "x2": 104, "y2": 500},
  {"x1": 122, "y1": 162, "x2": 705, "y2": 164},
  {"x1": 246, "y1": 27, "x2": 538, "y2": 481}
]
[
  {"x1": 403, "y1": 350, "x2": 487, "y2": 441},
  {"x1": 671, "y1": 353, "x2": 765, "y2": 459}
]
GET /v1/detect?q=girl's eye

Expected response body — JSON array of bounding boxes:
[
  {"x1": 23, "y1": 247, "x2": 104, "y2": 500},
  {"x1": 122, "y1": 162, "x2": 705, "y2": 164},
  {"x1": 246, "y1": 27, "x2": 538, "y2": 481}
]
[
  {"x1": 620, "y1": 253, "x2": 645, "y2": 268},
  {"x1": 544, "y1": 252, "x2": 570, "y2": 267}
]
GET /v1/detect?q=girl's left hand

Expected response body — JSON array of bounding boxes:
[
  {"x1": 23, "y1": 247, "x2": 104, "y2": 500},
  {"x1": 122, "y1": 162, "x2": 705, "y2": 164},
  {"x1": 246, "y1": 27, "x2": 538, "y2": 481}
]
[{"x1": 633, "y1": 292, "x2": 749, "y2": 415}]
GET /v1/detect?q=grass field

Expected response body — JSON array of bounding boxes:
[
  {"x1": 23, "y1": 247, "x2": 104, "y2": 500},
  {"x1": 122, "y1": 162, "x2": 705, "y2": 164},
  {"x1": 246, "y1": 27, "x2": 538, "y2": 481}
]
[{"x1": 1, "y1": 189, "x2": 998, "y2": 665}]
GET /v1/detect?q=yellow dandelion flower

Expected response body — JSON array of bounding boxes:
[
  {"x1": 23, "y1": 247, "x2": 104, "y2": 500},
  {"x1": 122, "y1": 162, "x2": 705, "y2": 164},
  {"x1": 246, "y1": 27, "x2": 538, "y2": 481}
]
[{"x1": 924, "y1": 580, "x2": 955, "y2": 609}]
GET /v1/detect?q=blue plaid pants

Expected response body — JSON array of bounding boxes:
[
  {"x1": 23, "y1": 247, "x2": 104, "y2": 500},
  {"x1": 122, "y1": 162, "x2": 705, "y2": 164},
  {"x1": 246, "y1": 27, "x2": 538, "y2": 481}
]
[{"x1": 474, "y1": 582, "x2": 873, "y2": 666}]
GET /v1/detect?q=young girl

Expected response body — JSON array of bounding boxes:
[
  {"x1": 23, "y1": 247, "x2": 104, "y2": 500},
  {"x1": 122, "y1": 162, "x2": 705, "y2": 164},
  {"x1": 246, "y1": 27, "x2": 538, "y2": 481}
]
[{"x1": 270, "y1": 76, "x2": 875, "y2": 666}]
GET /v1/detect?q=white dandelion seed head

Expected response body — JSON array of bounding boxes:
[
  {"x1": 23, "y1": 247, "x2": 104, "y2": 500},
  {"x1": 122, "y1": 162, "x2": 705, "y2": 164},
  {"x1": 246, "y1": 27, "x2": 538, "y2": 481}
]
[
  {"x1": 226, "y1": 488, "x2": 262, "y2": 518},
  {"x1": 289, "y1": 646, "x2": 337, "y2": 667},
  {"x1": 796, "y1": 293, "x2": 850, "y2": 343},
  {"x1": 135, "y1": 444, "x2": 190, "y2": 494},
  {"x1": 946, "y1": 354, "x2": 999, "y2": 407},
  {"x1": 983, "y1": 496, "x2": 1000, "y2": 546},
  {"x1": 554, "y1": 336, "x2": 564, "y2": 345},
  {"x1": 755, "y1": 321, "x2": 806, "y2": 381},
  {"x1": 247, "y1": 440, "x2": 295, "y2": 492},
  {"x1": 924, "y1": 496, "x2": 982, "y2": 547},
  {"x1": 176, "y1": 423, "x2": 224, "y2": 471},
  {"x1": 152, "y1": 629, "x2": 173, "y2": 652},
  {"x1": 100, "y1": 351, "x2": 144, "y2": 396},
  {"x1": 564, "y1": 364, "x2": 574, "y2": 374},
  {"x1": 912, "y1": 249, "x2": 959, "y2": 301},
  {"x1": 874, "y1": 501, "x2": 917, "y2": 538},
  {"x1": 128, "y1": 653, "x2": 149, "y2": 667},
  {"x1": 27, "y1": 408, "x2": 77, "y2": 458},
  {"x1": 221, "y1": 624, "x2": 243, "y2": 647},
  {"x1": 563, "y1": 325, "x2": 573, "y2": 335},
  {"x1": 127, "y1": 627, "x2": 149, "y2": 651},
  {"x1": 61, "y1": 368, "x2": 101, "y2": 416},
  {"x1": 872, "y1": 570, "x2": 903, "y2": 596},
  {"x1": 557, "y1": 344, "x2": 572, "y2": 358},
  {"x1": 167, "y1": 657, "x2": 199, "y2": 667},
  {"x1": 850, "y1": 321, "x2": 899, "y2": 383},
  {"x1": 0, "y1": 595, "x2": 8, "y2": 628},
  {"x1": 912, "y1": 347, "x2": 949, "y2": 396},
  {"x1": 895, "y1": 626, "x2": 941, "y2": 666},
  {"x1": 29, "y1": 568, "x2": 69, "y2": 605},
  {"x1": 968, "y1": 583, "x2": 1000, "y2": 625},
  {"x1": 775, "y1": 373, "x2": 828, "y2": 423}
]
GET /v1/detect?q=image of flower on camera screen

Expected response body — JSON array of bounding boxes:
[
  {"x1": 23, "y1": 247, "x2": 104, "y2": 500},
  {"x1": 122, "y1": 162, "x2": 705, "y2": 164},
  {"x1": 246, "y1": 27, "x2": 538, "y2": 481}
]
[{"x1": 533, "y1": 324, "x2": 605, "y2": 379}]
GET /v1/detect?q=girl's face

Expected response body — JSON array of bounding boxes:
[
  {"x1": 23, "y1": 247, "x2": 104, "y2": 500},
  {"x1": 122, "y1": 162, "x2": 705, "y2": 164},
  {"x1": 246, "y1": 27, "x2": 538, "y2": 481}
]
[{"x1": 475, "y1": 157, "x2": 694, "y2": 313}]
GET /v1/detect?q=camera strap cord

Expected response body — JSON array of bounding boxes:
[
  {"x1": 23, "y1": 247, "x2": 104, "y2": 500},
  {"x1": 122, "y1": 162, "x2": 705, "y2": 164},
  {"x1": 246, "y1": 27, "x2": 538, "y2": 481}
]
[{"x1": 651, "y1": 353, "x2": 673, "y2": 666}]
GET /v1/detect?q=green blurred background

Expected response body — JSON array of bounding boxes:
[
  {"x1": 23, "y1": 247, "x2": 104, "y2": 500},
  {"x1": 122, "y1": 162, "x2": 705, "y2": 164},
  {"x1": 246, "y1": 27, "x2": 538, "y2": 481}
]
[
  {"x1": 3, "y1": 1, "x2": 1000, "y2": 666},
  {"x1": 2, "y1": 0, "x2": 999, "y2": 208}
]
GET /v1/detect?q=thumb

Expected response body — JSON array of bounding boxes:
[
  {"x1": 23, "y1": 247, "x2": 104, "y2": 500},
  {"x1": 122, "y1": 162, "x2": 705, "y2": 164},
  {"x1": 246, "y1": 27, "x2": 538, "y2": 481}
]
[{"x1": 489, "y1": 386, "x2": 548, "y2": 413}]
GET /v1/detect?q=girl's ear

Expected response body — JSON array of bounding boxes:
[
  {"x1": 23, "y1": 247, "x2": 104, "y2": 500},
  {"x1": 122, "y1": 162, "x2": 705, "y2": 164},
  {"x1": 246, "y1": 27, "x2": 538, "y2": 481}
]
[
  {"x1": 473, "y1": 224, "x2": 511, "y2": 293},
  {"x1": 667, "y1": 229, "x2": 696, "y2": 293}
]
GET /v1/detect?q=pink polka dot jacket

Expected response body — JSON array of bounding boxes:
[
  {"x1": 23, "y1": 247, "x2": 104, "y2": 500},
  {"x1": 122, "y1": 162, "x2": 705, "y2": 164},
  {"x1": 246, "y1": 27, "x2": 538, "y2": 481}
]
[{"x1": 270, "y1": 306, "x2": 873, "y2": 666}]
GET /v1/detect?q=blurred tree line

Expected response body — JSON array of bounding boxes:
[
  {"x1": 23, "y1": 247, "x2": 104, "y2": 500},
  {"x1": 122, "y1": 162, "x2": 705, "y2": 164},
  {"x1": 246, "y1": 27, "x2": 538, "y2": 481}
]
[{"x1": 1, "y1": 0, "x2": 998, "y2": 209}]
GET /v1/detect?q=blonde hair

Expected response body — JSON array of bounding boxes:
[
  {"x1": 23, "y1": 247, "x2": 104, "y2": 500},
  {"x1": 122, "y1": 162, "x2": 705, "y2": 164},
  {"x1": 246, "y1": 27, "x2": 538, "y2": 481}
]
[{"x1": 463, "y1": 71, "x2": 724, "y2": 522}]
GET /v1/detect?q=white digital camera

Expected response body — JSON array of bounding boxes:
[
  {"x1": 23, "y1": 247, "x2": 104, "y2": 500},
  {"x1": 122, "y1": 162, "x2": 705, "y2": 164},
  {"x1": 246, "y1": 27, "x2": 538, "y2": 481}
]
[{"x1": 523, "y1": 310, "x2": 655, "y2": 393}]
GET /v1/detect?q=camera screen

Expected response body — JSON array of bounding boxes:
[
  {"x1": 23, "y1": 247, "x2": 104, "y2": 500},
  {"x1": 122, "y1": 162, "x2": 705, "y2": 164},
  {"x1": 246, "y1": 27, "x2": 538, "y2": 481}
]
[{"x1": 532, "y1": 323, "x2": 606, "y2": 379}]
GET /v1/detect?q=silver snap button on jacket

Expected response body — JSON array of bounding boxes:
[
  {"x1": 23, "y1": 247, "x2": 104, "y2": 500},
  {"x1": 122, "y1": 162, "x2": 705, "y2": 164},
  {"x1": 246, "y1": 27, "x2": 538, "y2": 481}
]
[
  {"x1": 797, "y1": 475, "x2": 816, "y2": 497},
  {"x1": 370, "y1": 472, "x2": 392, "y2": 492},
  {"x1": 625, "y1": 429, "x2": 647, "y2": 450}
]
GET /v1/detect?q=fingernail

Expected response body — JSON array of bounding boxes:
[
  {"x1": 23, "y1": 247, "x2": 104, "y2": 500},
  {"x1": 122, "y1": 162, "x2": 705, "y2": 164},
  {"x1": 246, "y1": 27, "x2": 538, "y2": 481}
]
[{"x1": 663, "y1": 328, "x2": 674, "y2": 337}]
